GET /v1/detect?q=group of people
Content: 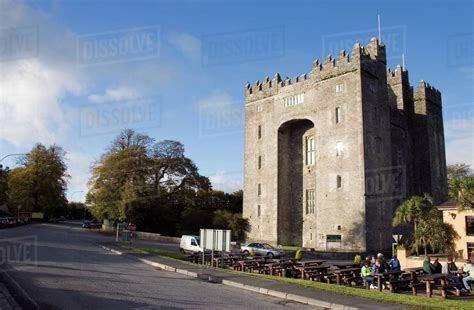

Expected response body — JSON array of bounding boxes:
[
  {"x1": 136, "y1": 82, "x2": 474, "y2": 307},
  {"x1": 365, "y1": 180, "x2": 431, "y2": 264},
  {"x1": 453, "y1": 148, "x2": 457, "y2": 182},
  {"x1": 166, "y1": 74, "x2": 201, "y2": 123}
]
[
  {"x1": 423, "y1": 256, "x2": 473, "y2": 293},
  {"x1": 357, "y1": 253, "x2": 401, "y2": 290},
  {"x1": 356, "y1": 253, "x2": 473, "y2": 293}
]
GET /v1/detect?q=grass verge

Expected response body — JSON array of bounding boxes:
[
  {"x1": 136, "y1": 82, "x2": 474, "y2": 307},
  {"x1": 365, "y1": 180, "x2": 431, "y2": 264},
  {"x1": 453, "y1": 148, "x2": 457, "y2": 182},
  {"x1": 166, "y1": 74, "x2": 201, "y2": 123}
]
[
  {"x1": 119, "y1": 243, "x2": 188, "y2": 260},
  {"x1": 116, "y1": 244, "x2": 472, "y2": 310}
]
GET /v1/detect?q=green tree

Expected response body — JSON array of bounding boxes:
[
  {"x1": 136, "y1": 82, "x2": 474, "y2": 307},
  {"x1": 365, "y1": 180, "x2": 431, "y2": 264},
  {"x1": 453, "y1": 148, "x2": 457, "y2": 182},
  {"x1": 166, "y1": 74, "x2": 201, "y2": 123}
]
[
  {"x1": 448, "y1": 176, "x2": 474, "y2": 210},
  {"x1": 447, "y1": 163, "x2": 472, "y2": 181},
  {"x1": 393, "y1": 195, "x2": 459, "y2": 256},
  {"x1": 7, "y1": 144, "x2": 69, "y2": 218},
  {"x1": 87, "y1": 129, "x2": 211, "y2": 231},
  {"x1": 0, "y1": 165, "x2": 10, "y2": 206}
]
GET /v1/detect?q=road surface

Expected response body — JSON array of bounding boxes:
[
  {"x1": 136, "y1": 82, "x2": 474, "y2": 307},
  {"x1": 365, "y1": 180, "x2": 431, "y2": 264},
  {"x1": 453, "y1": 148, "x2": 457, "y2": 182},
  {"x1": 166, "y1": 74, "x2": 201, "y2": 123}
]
[{"x1": 0, "y1": 223, "x2": 315, "y2": 309}]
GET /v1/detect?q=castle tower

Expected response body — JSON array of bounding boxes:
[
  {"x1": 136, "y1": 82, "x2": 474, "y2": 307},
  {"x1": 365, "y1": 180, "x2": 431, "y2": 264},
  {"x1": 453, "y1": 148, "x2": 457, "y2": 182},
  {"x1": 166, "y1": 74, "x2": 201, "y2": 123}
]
[{"x1": 243, "y1": 38, "x2": 447, "y2": 253}]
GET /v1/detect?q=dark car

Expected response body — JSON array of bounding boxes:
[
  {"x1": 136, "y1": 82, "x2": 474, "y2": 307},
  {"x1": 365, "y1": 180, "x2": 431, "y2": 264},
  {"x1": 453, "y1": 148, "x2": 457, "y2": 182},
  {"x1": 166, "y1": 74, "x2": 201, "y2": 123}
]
[
  {"x1": 17, "y1": 218, "x2": 28, "y2": 226},
  {"x1": 6, "y1": 217, "x2": 16, "y2": 227},
  {"x1": 82, "y1": 219, "x2": 101, "y2": 229},
  {"x1": 0, "y1": 218, "x2": 9, "y2": 228}
]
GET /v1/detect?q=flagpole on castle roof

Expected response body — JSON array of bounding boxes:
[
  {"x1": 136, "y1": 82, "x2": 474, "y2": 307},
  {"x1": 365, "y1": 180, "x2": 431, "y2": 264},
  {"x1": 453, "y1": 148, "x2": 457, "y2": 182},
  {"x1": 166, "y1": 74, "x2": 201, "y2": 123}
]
[{"x1": 378, "y1": 14, "x2": 382, "y2": 43}]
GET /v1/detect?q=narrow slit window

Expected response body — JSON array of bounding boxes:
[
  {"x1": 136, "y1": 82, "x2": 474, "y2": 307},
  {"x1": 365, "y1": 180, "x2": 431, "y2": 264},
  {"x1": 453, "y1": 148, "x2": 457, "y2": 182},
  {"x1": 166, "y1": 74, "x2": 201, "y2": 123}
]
[
  {"x1": 258, "y1": 184, "x2": 261, "y2": 196},
  {"x1": 335, "y1": 107, "x2": 341, "y2": 124},
  {"x1": 258, "y1": 156, "x2": 262, "y2": 169},
  {"x1": 257, "y1": 205, "x2": 261, "y2": 217},
  {"x1": 305, "y1": 136, "x2": 315, "y2": 166},
  {"x1": 337, "y1": 175, "x2": 342, "y2": 189},
  {"x1": 306, "y1": 189, "x2": 315, "y2": 214},
  {"x1": 258, "y1": 125, "x2": 262, "y2": 139}
]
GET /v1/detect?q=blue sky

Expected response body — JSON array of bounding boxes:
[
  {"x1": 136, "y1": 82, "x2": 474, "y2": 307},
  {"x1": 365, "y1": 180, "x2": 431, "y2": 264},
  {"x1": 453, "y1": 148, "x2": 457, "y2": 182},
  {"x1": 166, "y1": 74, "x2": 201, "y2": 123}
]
[{"x1": 0, "y1": 0, "x2": 472, "y2": 201}]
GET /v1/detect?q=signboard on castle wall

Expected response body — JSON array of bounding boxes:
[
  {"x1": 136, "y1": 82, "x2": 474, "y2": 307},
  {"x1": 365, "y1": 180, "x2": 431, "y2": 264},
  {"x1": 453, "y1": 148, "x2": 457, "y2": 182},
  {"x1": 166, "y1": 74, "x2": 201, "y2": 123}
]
[{"x1": 200, "y1": 229, "x2": 231, "y2": 252}]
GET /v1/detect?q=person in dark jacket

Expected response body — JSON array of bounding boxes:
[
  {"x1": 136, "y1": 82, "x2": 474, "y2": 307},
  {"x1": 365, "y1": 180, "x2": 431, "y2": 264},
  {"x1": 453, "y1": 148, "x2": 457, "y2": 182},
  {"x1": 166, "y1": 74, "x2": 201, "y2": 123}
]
[{"x1": 432, "y1": 258, "x2": 442, "y2": 274}]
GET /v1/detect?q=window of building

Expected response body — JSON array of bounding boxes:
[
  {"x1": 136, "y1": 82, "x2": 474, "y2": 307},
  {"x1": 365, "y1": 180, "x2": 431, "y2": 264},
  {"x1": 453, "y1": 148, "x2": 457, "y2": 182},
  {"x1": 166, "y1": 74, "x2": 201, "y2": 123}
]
[
  {"x1": 468, "y1": 242, "x2": 474, "y2": 259},
  {"x1": 258, "y1": 156, "x2": 262, "y2": 169},
  {"x1": 306, "y1": 189, "x2": 315, "y2": 214},
  {"x1": 335, "y1": 83, "x2": 345, "y2": 93},
  {"x1": 336, "y1": 141, "x2": 343, "y2": 157},
  {"x1": 256, "y1": 104, "x2": 263, "y2": 112},
  {"x1": 257, "y1": 184, "x2": 261, "y2": 196},
  {"x1": 337, "y1": 175, "x2": 342, "y2": 189},
  {"x1": 283, "y1": 93, "x2": 304, "y2": 107},
  {"x1": 466, "y1": 216, "x2": 474, "y2": 236},
  {"x1": 258, "y1": 125, "x2": 262, "y2": 139},
  {"x1": 305, "y1": 136, "x2": 315, "y2": 166},
  {"x1": 257, "y1": 205, "x2": 261, "y2": 217},
  {"x1": 335, "y1": 107, "x2": 342, "y2": 124}
]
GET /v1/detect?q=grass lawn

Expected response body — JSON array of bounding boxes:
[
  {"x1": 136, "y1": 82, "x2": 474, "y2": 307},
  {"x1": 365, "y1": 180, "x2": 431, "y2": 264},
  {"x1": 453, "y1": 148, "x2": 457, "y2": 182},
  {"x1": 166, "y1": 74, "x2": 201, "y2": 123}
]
[
  {"x1": 116, "y1": 243, "x2": 473, "y2": 310},
  {"x1": 119, "y1": 243, "x2": 188, "y2": 260}
]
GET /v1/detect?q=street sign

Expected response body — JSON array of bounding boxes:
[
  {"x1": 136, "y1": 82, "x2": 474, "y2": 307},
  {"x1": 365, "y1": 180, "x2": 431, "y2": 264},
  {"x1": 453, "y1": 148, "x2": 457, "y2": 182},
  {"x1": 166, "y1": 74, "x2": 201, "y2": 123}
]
[
  {"x1": 200, "y1": 229, "x2": 231, "y2": 252},
  {"x1": 392, "y1": 234, "x2": 402, "y2": 242}
]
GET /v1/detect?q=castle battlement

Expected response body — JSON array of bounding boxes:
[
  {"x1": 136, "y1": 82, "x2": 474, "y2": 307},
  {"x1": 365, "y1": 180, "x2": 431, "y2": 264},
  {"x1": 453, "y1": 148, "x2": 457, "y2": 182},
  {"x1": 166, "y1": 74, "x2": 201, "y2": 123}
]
[
  {"x1": 415, "y1": 80, "x2": 441, "y2": 105},
  {"x1": 245, "y1": 38, "x2": 386, "y2": 102}
]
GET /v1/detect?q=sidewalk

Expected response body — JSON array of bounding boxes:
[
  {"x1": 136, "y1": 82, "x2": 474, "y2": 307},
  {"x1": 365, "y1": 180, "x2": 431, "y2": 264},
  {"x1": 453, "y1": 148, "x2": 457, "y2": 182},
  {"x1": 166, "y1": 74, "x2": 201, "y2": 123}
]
[
  {"x1": 100, "y1": 242, "x2": 413, "y2": 310},
  {"x1": 0, "y1": 283, "x2": 21, "y2": 310}
]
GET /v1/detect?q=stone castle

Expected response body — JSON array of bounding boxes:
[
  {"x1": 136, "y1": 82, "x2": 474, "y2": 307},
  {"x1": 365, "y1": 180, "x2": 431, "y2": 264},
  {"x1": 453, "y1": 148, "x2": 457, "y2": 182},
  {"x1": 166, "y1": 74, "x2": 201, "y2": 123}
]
[{"x1": 242, "y1": 37, "x2": 447, "y2": 253}]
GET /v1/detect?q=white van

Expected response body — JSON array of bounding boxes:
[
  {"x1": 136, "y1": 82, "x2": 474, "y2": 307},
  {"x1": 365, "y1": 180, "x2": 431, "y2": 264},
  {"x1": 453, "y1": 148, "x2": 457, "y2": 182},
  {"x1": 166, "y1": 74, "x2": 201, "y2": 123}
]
[{"x1": 180, "y1": 235, "x2": 202, "y2": 253}]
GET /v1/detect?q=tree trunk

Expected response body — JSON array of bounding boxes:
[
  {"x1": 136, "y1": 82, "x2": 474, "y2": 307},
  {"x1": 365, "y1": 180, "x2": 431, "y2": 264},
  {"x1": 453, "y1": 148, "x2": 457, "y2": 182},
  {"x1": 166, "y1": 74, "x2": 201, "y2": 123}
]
[{"x1": 414, "y1": 221, "x2": 419, "y2": 256}]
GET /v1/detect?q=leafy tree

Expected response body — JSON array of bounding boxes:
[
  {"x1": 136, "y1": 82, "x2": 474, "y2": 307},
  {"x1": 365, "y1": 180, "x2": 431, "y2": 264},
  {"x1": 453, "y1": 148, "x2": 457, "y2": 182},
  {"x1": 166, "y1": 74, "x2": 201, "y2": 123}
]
[
  {"x1": 448, "y1": 176, "x2": 474, "y2": 210},
  {"x1": 447, "y1": 163, "x2": 472, "y2": 181},
  {"x1": 0, "y1": 165, "x2": 9, "y2": 206},
  {"x1": 393, "y1": 195, "x2": 459, "y2": 256},
  {"x1": 7, "y1": 144, "x2": 69, "y2": 218},
  {"x1": 88, "y1": 129, "x2": 211, "y2": 229}
]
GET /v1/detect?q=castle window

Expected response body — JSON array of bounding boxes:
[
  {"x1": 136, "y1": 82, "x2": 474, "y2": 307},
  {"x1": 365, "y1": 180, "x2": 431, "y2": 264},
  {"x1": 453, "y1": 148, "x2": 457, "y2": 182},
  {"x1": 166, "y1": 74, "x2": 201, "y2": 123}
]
[
  {"x1": 258, "y1": 156, "x2": 262, "y2": 169},
  {"x1": 336, "y1": 142, "x2": 343, "y2": 157},
  {"x1": 306, "y1": 189, "x2": 315, "y2": 214},
  {"x1": 336, "y1": 175, "x2": 342, "y2": 189},
  {"x1": 284, "y1": 93, "x2": 304, "y2": 107},
  {"x1": 256, "y1": 104, "x2": 263, "y2": 112},
  {"x1": 257, "y1": 205, "x2": 261, "y2": 217},
  {"x1": 335, "y1": 83, "x2": 345, "y2": 93},
  {"x1": 258, "y1": 125, "x2": 262, "y2": 139},
  {"x1": 305, "y1": 135, "x2": 315, "y2": 166},
  {"x1": 335, "y1": 107, "x2": 342, "y2": 124},
  {"x1": 258, "y1": 183, "x2": 261, "y2": 196}
]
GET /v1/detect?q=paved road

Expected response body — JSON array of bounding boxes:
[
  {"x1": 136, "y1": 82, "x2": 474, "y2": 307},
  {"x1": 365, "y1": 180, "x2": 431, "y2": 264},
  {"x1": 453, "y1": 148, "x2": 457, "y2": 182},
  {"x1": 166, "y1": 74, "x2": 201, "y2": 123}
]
[{"x1": 0, "y1": 224, "x2": 315, "y2": 309}]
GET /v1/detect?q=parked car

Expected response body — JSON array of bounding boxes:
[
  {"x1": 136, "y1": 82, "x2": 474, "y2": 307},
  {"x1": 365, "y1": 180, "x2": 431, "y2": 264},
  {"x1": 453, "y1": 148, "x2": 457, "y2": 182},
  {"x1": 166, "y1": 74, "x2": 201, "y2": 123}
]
[
  {"x1": 82, "y1": 219, "x2": 101, "y2": 229},
  {"x1": 180, "y1": 235, "x2": 203, "y2": 254},
  {"x1": 241, "y1": 242, "x2": 284, "y2": 258},
  {"x1": 17, "y1": 218, "x2": 28, "y2": 226},
  {"x1": 0, "y1": 218, "x2": 9, "y2": 228},
  {"x1": 6, "y1": 217, "x2": 16, "y2": 227}
]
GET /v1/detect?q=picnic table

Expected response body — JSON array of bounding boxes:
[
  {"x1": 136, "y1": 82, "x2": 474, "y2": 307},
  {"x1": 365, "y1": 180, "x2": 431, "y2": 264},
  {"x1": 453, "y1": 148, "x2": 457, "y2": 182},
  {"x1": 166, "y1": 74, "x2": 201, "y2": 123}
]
[
  {"x1": 418, "y1": 273, "x2": 461, "y2": 298},
  {"x1": 298, "y1": 260, "x2": 326, "y2": 267},
  {"x1": 294, "y1": 264, "x2": 330, "y2": 280},
  {"x1": 332, "y1": 267, "x2": 361, "y2": 286},
  {"x1": 373, "y1": 270, "x2": 403, "y2": 292},
  {"x1": 333, "y1": 262, "x2": 360, "y2": 269},
  {"x1": 267, "y1": 260, "x2": 297, "y2": 276}
]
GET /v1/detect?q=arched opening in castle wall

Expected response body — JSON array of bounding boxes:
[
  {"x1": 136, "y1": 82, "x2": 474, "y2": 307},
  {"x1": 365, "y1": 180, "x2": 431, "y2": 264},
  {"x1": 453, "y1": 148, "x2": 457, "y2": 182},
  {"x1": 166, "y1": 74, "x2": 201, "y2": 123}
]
[{"x1": 277, "y1": 119, "x2": 315, "y2": 246}]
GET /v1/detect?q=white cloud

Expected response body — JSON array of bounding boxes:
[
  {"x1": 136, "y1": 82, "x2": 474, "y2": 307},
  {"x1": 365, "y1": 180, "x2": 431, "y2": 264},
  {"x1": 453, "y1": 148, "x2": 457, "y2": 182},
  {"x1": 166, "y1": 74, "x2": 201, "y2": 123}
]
[
  {"x1": 88, "y1": 86, "x2": 138, "y2": 103},
  {"x1": 196, "y1": 90, "x2": 233, "y2": 110},
  {"x1": 0, "y1": 0, "x2": 83, "y2": 147},
  {"x1": 168, "y1": 33, "x2": 201, "y2": 62},
  {"x1": 208, "y1": 170, "x2": 243, "y2": 193}
]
